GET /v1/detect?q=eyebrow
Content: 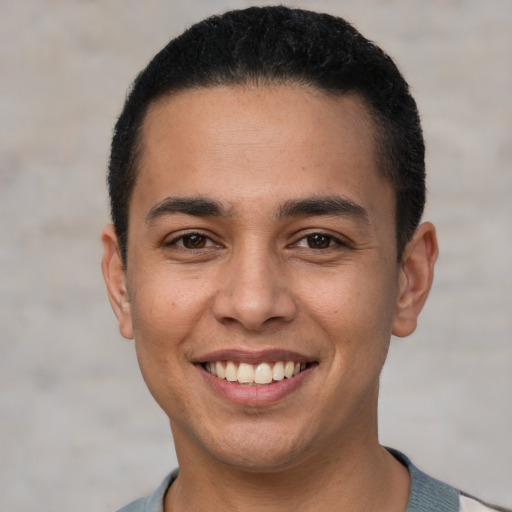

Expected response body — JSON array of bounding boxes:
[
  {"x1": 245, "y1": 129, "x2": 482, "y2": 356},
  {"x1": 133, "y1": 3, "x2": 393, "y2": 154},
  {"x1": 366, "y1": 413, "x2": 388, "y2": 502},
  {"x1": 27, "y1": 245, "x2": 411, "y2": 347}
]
[
  {"x1": 146, "y1": 196, "x2": 227, "y2": 223},
  {"x1": 145, "y1": 195, "x2": 369, "y2": 224},
  {"x1": 278, "y1": 196, "x2": 369, "y2": 223}
]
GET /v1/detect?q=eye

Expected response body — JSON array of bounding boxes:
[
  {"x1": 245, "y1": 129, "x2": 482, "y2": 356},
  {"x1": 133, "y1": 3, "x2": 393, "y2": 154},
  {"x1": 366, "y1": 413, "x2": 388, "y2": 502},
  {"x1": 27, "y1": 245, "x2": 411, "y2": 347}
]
[
  {"x1": 296, "y1": 233, "x2": 341, "y2": 249},
  {"x1": 169, "y1": 233, "x2": 215, "y2": 249}
]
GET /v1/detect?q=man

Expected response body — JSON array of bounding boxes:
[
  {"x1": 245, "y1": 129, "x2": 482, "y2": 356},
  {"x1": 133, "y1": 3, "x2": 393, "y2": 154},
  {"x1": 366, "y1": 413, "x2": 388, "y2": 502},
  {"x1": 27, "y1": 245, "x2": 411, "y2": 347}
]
[{"x1": 101, "y1": 6, "x2": 509, "y2": 512}]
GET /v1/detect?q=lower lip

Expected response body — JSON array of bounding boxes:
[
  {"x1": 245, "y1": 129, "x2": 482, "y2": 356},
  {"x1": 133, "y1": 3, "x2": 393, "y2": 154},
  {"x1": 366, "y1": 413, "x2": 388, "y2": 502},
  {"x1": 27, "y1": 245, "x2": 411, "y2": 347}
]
[{"x1": 197, "y1": 364, "x2": 315, "y2": 406}]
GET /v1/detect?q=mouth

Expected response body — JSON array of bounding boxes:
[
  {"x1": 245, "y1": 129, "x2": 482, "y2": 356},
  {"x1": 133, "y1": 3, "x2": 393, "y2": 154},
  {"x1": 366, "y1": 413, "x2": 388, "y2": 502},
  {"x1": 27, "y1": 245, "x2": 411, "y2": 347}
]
[{"x1": 201, "y1": 360, "x2": 312, "y2": 386}]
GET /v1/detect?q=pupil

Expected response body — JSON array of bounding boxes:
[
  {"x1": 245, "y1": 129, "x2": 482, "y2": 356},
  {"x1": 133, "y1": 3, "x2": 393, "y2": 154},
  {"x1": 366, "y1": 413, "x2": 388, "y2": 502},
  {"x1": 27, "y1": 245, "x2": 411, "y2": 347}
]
[
  {"x1": 184, "y1": 235, "x2": 205, "y2": 248},
  {"x1": 308, "y1": 234, "x2": 330, "y2": 249}
]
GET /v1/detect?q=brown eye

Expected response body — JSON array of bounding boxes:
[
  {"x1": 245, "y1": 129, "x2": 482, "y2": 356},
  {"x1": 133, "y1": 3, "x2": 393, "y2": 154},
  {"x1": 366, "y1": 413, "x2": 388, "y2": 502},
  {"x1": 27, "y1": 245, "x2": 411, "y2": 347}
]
[
  {"x1": 181, "y1": 234, "x2": 208, "y2": 248},
  {"x1": 306, "y1": 234, "x2": 332, "y2": 249}
]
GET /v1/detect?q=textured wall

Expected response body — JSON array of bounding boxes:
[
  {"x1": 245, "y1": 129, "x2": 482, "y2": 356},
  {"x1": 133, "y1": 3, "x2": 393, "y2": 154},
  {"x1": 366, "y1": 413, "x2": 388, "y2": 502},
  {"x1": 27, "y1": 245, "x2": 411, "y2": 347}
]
[{"x1": 0, "y1": 1, "x2": 511, "y2": 510}]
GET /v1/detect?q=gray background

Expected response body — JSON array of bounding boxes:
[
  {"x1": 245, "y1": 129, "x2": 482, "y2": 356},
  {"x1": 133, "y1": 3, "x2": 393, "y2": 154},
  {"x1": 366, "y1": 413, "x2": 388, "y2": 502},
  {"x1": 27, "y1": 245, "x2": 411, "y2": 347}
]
[{"x1": 0, "y1": 1, "x2": 511, "y2": 511}]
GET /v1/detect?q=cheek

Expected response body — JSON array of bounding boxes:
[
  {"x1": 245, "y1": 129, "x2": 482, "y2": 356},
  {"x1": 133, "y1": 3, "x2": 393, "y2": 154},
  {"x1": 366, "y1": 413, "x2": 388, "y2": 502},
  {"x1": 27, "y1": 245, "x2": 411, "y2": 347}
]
[
  {"x1": 299, "y1": 264, "x2": 398, "y2": 354},
  {"x1": 128, "y1": 281, "x2": 199, "y2": 417},
  {"x1": 129, "y1": 267, "x2": 209, "y2": 343}
]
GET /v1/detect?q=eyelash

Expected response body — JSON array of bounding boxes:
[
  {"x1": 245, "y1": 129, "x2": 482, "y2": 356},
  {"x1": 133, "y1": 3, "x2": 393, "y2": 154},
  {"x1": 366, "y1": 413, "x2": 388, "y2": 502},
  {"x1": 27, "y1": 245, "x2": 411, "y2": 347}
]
[
  {"x1": 166, "y1": 232, "x2": 218, "y2": 249},
  {"x1": 293, "y1": 232, "x2": 346, "y2": 250}
]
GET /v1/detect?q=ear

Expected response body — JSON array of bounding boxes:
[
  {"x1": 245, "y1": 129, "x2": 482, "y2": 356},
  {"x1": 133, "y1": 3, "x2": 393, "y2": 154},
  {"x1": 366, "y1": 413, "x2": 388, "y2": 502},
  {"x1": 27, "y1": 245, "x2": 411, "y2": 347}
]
[
  {"x1": 101, "y1": 224, "x2": 134, "y2": 339},
  {"x1": 392, "y1": 222, "x2": 439, "y2": 338}
]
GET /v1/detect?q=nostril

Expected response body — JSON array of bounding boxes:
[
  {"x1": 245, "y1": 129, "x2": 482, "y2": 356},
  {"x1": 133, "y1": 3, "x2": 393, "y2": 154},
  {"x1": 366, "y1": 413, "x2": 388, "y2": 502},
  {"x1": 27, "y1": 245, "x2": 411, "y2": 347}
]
[{"x1": 212, "y1": 296, "x2": 296, "y2": 331}]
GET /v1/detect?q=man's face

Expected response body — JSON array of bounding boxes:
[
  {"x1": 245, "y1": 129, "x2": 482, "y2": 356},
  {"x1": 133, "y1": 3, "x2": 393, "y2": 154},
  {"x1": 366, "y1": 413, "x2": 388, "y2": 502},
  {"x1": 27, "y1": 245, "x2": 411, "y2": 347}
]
[{"x1": 105, "y1": 85, "x2": 414, "y2": 470}]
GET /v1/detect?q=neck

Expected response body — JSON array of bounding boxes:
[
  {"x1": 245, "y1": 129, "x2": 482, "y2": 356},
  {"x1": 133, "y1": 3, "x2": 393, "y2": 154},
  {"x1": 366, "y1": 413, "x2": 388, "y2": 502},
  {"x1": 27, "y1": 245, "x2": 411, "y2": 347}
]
[{"x1": 165, "y1": 433, "x2": 410, "y2": 512}]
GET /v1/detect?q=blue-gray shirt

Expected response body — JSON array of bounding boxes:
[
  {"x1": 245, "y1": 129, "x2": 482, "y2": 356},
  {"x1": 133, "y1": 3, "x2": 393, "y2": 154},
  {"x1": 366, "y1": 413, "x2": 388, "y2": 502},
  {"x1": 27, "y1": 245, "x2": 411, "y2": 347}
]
[{"x1": 116, "y1": 449, "x2": 509, "y2": 512}]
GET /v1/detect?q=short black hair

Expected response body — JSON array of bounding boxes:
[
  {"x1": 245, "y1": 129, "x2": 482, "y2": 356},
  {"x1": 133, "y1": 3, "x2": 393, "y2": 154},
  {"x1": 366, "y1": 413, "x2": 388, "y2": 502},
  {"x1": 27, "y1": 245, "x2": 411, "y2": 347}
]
[{"x1": 108, "y1": 6, "x2": 425, "y2": 263}]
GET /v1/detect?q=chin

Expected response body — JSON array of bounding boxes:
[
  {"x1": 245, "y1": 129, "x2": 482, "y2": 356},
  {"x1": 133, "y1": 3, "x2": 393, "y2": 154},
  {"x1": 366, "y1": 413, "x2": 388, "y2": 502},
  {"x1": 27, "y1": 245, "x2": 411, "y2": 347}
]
[
  {"x1": 213, "y1": 447, "x2": 305, "y2": 474},
  {"x1": 198, "y1": 422, "x2": 315, "y2": 473}
]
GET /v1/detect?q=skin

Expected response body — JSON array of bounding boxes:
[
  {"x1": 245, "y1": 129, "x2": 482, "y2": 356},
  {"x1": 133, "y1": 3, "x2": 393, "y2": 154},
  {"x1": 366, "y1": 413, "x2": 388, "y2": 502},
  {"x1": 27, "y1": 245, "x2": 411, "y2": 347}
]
[{"x1": 102, "y1": 85, "x2": 438, "y2": 512}]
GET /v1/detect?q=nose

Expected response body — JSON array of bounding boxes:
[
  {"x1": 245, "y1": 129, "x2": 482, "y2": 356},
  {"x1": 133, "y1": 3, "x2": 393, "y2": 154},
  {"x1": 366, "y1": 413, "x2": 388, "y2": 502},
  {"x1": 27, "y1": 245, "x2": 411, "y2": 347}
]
[{"x1": 212, "y1": 243, "x2": 297, "y2": 331}]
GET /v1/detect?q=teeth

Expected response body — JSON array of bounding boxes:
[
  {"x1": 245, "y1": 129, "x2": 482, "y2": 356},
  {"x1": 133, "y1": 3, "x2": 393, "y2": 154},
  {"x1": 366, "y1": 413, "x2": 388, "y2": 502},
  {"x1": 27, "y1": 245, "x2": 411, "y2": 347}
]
[
  {"x1": 237, "y1": 363, "x2": 254, "y2": 383},
  {"x1": 284, "y1": 361, "x2": 295, "y2": 379},
  {"x1": 225, "y1": 361, "x2": 238, "y2": 382},
  {"x1": 254, "y1": 363, "x2": 273, "y2": 384},
  {"x1": 215, "y1": 361, "x2": 225, "y2": 379},
  {"x1": 272, "y1": 361, "x2": 284, "y2": 381},
  {"x1": 205, "y1": 360, "x2": 308, "y2": 385}
]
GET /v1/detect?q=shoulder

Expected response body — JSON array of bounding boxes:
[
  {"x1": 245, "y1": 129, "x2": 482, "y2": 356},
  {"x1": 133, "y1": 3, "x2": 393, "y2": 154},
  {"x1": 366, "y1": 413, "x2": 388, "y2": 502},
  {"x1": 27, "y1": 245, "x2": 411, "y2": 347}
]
[
  {"x1": 116, "y1": 496, "x2": 147, "y2": 512},
  {"x1": 114, "y1": 470, "x2": 178, "y2": 512},
  {"x1": 459, "y1": 494, "x2": 512, "y2": 512},
  {"x1": 388, "y1": 449, "x2": 511, "y2": 512}
]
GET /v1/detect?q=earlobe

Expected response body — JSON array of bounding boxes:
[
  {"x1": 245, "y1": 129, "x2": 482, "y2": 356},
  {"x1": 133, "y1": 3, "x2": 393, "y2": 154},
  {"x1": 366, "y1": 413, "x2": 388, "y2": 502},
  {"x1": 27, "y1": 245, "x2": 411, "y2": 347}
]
[
  {"x1": 392, "y1": 222, "x2": 439, "y2": 338},
  {"x1": 101, "y1": 224, "x2": 134, "y2": 339}
]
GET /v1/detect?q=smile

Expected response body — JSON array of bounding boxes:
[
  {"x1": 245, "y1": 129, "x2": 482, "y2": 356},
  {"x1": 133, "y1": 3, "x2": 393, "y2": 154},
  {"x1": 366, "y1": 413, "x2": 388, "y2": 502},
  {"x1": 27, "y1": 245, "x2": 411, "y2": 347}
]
[{"x1": 203, "y1": 361, "x2": 309, "y2": 385}]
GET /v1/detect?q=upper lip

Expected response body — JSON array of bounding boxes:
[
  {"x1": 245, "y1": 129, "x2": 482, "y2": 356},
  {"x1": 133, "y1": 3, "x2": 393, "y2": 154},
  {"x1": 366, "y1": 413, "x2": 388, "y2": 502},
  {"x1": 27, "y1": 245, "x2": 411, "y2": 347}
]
[{"x1": 195, "y1": 348, "x2": 315, "y2": 364}]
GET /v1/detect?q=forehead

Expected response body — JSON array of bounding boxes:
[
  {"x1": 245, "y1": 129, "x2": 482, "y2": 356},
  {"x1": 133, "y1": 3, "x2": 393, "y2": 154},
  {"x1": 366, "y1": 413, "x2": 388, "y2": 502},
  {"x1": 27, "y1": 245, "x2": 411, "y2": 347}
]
[{"x1": 133, "y1": 84, "x2": 392, "y2": 221}]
